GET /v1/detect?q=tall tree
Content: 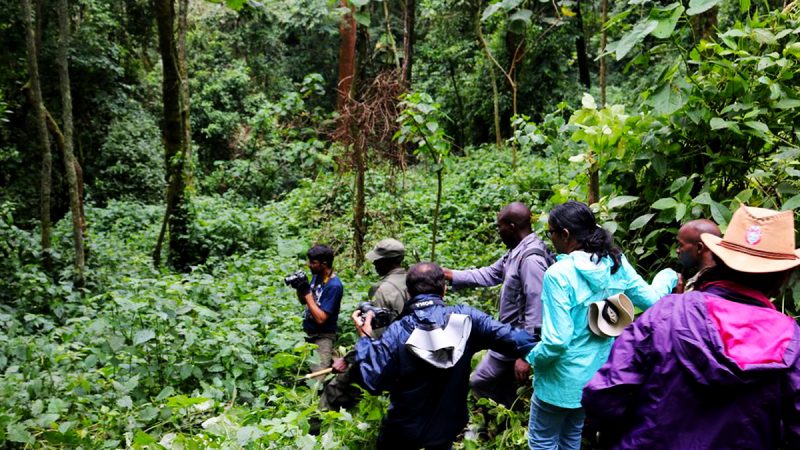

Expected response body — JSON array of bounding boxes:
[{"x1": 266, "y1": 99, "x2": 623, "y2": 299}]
[
  {"x1": 401, "y1": 0, "x2": 415, "y2": 86},
  {"x1": 153, "y1": 0, "x2": 192, "y2": 271},
  {"x1": 336, "y1": 0, "x2": 357, "y2": 111},
  {"x1": 575, "y1": 0, "x2": 591, "y2": 88},
  {"x1": 22, "y1": 0, "x2": 52, "y2": 269},
  {"x1": 177, "y1": 0, "x2": 192, "y2": 186},
  {"x1": 57, "y1": 0, "x2": 85, "y2": 286}
]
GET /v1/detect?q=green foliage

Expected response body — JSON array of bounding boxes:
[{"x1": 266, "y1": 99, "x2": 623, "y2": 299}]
[
  {"x1": 396, "y1": 92, "x2": 451, "y2": 166},
  {"x1": 94, "y1": 102, "x2": 165, "y2": 204}
]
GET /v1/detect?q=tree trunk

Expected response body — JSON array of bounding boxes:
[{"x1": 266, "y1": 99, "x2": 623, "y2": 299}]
[
  {"x1": 57, "y1": 0, "x2": 85, "y2": 287},
  {"x1": 447, "y1": 59, "x2": 466, "y2": 150},
  {"x1": 353, "y1": 141, "x2": 366, "y2": 267},
  {"x1": 476, "y1": 12, "x2": 502, "y2": 149},
  {"x1": 153, "y1": 0, "x2": 191, "y2": 271},
  {"x1": 401, "y1": 0, "x2": 415, "y2": 87},
  {"x1": 22, "y1": 0, "x2": 52, "y2": 270},
  {"x1": 177, "y1": 0, "x2": 192, "y2": 187},
  {"x1": 431, "y1": 166, "x2": 443, "y2": 261},
  {"x1": 336, "y1": 0, "x2": 357, "y2": 111},
  {"x1": 575, "y1": 0, "x2": 591, "y2": 89},
  {"x1": 599, "y1": 0, "x2": 608, "y2": 107}
]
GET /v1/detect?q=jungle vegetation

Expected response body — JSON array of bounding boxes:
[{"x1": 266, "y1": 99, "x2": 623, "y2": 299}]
[{"x1": 1, "y1": 0, "x2": 799, "y2": 447}]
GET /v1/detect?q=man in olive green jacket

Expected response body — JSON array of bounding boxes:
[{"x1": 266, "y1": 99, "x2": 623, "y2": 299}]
[
  {"x1": 366, "y1": 238, "x2": 408, "y2": 319},
  {"x1": 318, "y1": 239, "x2": 408, "y2": 413}
]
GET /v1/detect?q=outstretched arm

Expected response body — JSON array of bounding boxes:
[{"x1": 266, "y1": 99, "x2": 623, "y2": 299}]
[{"x1": 449, "y1": 255, "x2": 506, "y2": 289}]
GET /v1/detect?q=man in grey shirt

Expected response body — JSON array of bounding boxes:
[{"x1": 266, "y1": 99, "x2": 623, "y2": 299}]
[{"x1": 443, "y1": 202, "x2": 551, "y2": 407}]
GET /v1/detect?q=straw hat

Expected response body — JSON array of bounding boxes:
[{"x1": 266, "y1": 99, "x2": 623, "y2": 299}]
[
  {"x1": 588, "y1": 293, "x2": 634, "y2": 338},
  {"x1": 700, "y1": 205, "x2": 800, "y2": 273}
]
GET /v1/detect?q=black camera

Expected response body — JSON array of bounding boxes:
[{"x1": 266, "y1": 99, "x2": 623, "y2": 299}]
[
  {"x1": 357, "y1": 302, "x2": 396, "y2": 329},
  {"x1": 284, "y1": 270, "x2": 309, "y2": 289}
]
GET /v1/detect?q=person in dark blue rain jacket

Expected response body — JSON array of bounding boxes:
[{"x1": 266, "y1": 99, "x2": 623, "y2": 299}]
[{"x1": 345, "y1": 262, "x2": 537, "y2": 450}]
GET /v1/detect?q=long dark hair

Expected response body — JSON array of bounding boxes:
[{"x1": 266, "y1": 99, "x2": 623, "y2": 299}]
[{"x1": 549, "y1": 200, "x2": 622, "y2": 274}]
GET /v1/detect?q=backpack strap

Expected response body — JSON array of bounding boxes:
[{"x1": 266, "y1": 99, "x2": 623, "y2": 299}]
[{"x1": 515, "y1": 245, "x2": 554, "y2": 336}]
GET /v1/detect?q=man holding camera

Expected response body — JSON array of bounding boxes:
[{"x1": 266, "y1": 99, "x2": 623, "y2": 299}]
[
  {"x1": 318, "y1": 239, "x2": 406, "y2": 413},
  {"x1": 292, "y1": 244, "x2": 344, "y2": 372},
  {"x1": 348, "y1": 262, "x2": 537, "y2": 450}
]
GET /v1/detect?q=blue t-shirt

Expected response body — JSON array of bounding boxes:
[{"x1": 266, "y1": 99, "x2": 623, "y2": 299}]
[{"x1": 303, "y1": 273, "x2": 343, "y2": 334}]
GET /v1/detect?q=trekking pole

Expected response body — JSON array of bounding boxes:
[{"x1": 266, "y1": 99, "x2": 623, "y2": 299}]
[{"x1": 296, "y1": 367, "x2": 334, "y2": 382}]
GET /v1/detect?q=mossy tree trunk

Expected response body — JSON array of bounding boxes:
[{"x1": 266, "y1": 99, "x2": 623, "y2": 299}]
[
  {"x1": 22, "y1": 0, "x2": 52, "y2": 271},
  {"x1": 153, "y1": 0, "x2": 192, "y2": 271},
  {"x1": 57, "y1": 0, "x2": 86, "y2": 286}
]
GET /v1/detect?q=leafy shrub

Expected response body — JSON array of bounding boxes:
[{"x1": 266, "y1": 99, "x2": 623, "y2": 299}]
[{"x1": 93, "y1": 102, "x2": 165, "y2": 204}]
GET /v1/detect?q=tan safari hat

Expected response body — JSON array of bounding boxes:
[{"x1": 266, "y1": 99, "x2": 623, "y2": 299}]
[
  {"x1": 700, "y1": 205, "x2": 800, "y2": 273},
  {"x1": 588, "y1": 293, "x2": 634, "y2": 338}
]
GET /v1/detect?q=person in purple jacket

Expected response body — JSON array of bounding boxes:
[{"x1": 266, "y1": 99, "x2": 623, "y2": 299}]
[{"x1": 583, "y1": 205, "x2": 800, "y2": 449}]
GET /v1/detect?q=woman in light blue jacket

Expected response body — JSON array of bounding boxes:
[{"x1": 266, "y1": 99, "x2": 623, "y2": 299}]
[{"x1": 525, "y1": 201, "x2": 676, "y2": 450}]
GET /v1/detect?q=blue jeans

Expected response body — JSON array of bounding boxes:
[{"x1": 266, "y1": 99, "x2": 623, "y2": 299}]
[{"x1": 528, "y1": 396, "x2": 585, "y2": 450}]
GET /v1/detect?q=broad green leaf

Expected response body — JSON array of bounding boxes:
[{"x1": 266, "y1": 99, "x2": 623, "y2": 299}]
[
  {"x1": 354, "y1": 11, "x2": 370, "y2": 27},
  {"x1": 650, "y1": 3, "x2": 685, "y2": 39},
  {"x1": 481, "y1": 3, "x2": 504, "y2": 21},
  {"x1": 669, "y1": 176, "x2": 688, "y2": 193},
  {"x1": 224, "y1": 0, "x2": 245, "y2": 10},
  {"x1": 134, "y1": 329, "x2": 156, "y2": 345},
  {"x1": 350, "y1": 0, "x2": 370, "y2": 6},
  {"x1": 117, "y1": 396, "x2": 133, "y2": 409},
  {"x1": 775, "y1": 98, "x2": 800, "y2": 109},
  {"x1": 156, "y1": 386, "x2": 175, "y2": 402},
  {"x1": 740, "y1": 0, "x2": 750, "y2": 12},
  {"x1": 693, "y1": 192, "x2": 713, "y2": 205},
  {"x1": 686, "y1": 0, "x2": 721, "y2": 15},
  {"x1": 709, "y1": 117, "x2": 737, "y2": 130},
  {"x1": 652, "y1": 198, "x2": 678, "y2": 209},
  {"x1": 139, "y1": 406, "x2": 160, "y2": 422},
  {"x1": 607, "y1": 195, "x2": 638, "y2": 209},
  {"x1": 612, "y1": 19, "x2": 658, "y2": 61},
  {"x1": 753, "y1": 28, "x2": 777, "y2": 45},
  {"x1": 7, "y1": 423, "x2": 34, "y2": 444},
  {"x1": 629, "y1": 213, "x2": 656, "y2": 230},
  {"x1": 710, "y1": 201, "x2": 731, "y2": 226},
  {"x1": 675, "y1": 203, "x2": 687, "y2": 221},
  {"x1": 501, "y1": 0, "x2": 523, "y2": 9},
  {"x1": 237, "y1": 426, "x2": 266, "y2": 446},
  {"x1": 744, "y1": 121, "x2": 770, "y2": 139},
  {"x1": 509, "y1": 9, "x2": 532, "y2": 23},
  {"x1": 133, "y1": 430, "x2": 157, "y2": 445},
  {"x1": 648, "y1": 78, "x2": 690, "y2": 115},
  {"x1": 782, "y1": 194, "x2": 800, "y2": 211}
]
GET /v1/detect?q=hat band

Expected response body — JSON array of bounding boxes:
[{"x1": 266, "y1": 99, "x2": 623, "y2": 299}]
[{"x1": 719, "y1": 240, "x2": 799, "y2": 261}]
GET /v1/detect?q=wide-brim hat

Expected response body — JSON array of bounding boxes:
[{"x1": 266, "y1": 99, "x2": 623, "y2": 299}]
[
  {"x1": 588, "y1": 293, "x2": 634, "y2": 338},
  {"x1": 366, "y1": 238, "x2": 406, "y2": 262},
  {"x1": 700, "y1": 205, "x2": 800, "y2": 274}
]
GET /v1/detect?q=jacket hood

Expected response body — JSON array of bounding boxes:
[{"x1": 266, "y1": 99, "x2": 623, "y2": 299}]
[
  {"x1": 570, "y1": 251, "x2": 613, "y2": 292},
  {"x1": 669, "y1": 290, "x2": 800, "y2": 386}
]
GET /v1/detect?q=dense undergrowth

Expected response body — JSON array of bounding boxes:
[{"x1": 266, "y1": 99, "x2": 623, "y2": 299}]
[{"x1": 0, "y1": 146, "x2": 569, "y2": 449}]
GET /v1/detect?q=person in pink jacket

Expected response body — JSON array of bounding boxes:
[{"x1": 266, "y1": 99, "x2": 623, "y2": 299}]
[{"x1": 583, "y1": 205, "x2": 800, "y2": 449}]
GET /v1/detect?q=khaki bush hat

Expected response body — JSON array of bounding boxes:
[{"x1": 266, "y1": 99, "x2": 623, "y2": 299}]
[
  {"x1": 700, "y1": 205, "x2": 800, "y2": 273},
  {"x1": 588, "y1": 293, "x2": 634, "y2": 338},
  {"x1": 366, "y1": 238, "x2": 405, "y2": 262}
]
